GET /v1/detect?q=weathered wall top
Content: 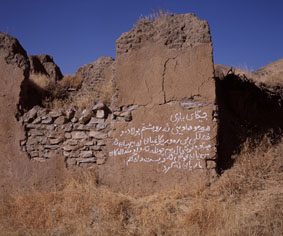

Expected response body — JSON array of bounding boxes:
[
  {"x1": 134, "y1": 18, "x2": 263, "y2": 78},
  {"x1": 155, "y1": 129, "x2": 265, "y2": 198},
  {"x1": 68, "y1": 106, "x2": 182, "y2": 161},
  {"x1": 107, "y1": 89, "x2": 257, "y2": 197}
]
[
  {"x1": 116, "y1": 13, "x2": 211, "y2": 55},
  {"x1": 115, "y1": 13, "x2": 214, "y2": 107}
]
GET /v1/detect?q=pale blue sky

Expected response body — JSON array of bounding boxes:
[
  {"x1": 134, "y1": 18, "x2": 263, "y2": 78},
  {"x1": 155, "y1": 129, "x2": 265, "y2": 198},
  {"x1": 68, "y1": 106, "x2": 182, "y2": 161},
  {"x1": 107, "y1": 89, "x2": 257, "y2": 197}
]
[{"x1": 1, "y1": 0, "x2": 282, "y2": 74}]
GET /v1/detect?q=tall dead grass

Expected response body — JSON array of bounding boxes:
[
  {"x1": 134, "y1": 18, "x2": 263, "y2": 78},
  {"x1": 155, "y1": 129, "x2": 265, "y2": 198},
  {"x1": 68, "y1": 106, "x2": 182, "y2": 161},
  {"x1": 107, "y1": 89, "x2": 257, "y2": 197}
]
[{"x1": 1, "y1": 138, "x2": 283, "y2": 235}]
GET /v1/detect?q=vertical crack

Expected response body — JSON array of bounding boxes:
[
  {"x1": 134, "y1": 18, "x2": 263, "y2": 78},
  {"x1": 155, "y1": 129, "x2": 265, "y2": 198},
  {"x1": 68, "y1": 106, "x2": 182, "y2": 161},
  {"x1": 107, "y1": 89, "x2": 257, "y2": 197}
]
[{"x1": 162, "y1": 58, "x2": 170, "y2": 103}]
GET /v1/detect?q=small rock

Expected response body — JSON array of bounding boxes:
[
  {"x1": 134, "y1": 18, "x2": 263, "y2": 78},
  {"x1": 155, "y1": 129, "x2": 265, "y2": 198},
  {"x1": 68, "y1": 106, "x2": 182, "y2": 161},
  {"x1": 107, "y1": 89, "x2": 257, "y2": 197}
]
[
  {"x1": 64, "y1": 132, "x2": 72, "y2": 139},
  {"x1": 38, "y1": 137, "x2": 48, "y2": 145},
  {"x1": 74, "y1": 124, "x2": 89, "y2": 131},
  {"x1": 29, "y1": 129, "x2": 44, "y2": 136},
  {"x1": 20, "y1": 139, "x2": 27, "y2": 146},
  {"x1": 96, "y1": 110, "x2": 105, "y2": 119},
  {"x1": 80, "y1": 140, "x2": 94, "y2": 146},
  {"x1": 97, "y1": 140, "x2": 106, "y2": 146},
  {"x1": 30, "y1": 151, "x2": 39, "y2": 158},
  {"x1": 89, "y1": 131, "x2": 107, "y2": 139},
  {"x1": 71, "y1": 131, "x2": 88, "y2": 139},
  {"x1": 41, "y1": 116, "x2": 53, "y2": 124},
  {"x1": 66, "y1": 108, "x2": 75, "y2": 120},
  {"x1": 63, "y1": 139, "x2": 78, "y2": 146},
  {"x1": 54, "y1": 116, "x2": 67, "y2": 125},
  {"x1": 23, "y1": 107, "x2": 38, "y2": 123},
  {"x1": 96, "y1": 123, "x2": 106, "y2": 130},
  {"x1": 80, "y1": 151, "x2": 93, "y2": 158},
  {"x1": 43, "y1": 152, "x2": 52, "y2": 158},
  {"x1": 66, "y1": 158, "x2": 77, "y2": 166},
  {"x1": 32, "y1": 116, "x2": 42, "y2": 124},
  {"x1": 26, "y1": 145, "x2": 34, "y2": 151},
  {"x1": 49, "y1": 110, "x2": 63, "y2": 118},
  {"x1": 120, "y1": 111, "x2": 132, "y2": 121},
  {"x1": 71, "y1": 117, "x2": 78, "y2": 123},
  {"x1": 50, "y1": 138, "x2": 64, "y2": 145},
  {"x1": 96, "y1": 158, "x2": 106, "y2": 165},
  {"x1": 79, "y1": 108, "x2": 94, "y2": 124},
  {"x1": 78, "y1": 157, "x2": 96, "y2": 164},
  {"x1": 92, "y1": 102, "x2": 105, "y2": 111},
  {"x1": 63, "y1": 145, "x2": 78, "y2": 152},
  {"x1": 44, "y1": 145, "x2": 60, "y2": 150}
]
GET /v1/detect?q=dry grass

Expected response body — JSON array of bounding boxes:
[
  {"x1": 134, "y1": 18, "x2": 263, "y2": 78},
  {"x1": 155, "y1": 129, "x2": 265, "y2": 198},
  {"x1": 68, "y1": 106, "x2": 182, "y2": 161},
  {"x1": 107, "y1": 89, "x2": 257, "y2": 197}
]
[
  {"x1": 59, "y1": 72, "x2": 83, "y2": 89},
  {"x1": 29, "y1": 73, "x2": 52, "y2": 90},
  {"x1": 1, "y1": 138, "x2": 283, "y2": 235},
  {"x1": 136, "y1": 9, "x2": 171, "y2": 26}
]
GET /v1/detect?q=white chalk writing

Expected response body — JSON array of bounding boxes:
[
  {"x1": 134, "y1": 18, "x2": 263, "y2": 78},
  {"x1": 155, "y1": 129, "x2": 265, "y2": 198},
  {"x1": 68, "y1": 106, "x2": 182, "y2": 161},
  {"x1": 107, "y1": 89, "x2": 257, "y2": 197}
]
[{"x1": 109, "y1": 110, "x2": 214, "y2": 173}]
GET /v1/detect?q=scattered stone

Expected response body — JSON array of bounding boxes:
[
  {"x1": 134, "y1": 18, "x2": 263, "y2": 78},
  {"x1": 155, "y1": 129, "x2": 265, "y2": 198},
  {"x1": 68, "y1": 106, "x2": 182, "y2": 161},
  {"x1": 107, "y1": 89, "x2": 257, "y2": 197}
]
[
  {"x1": 38, "y1": 137, "x2": 48, "y2": 145},
  {"x1": 71, "y1": 131, "x2": 88, "y2": 139},
  {"x1": 89, "y1": 131, "x2": 108, "y2": 139}
]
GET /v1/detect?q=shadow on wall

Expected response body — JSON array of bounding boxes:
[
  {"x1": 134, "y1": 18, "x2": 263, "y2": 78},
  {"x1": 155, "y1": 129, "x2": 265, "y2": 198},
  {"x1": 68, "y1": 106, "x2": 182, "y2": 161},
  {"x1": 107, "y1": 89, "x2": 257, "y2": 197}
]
[{"x1": 215, "y1": 72, "x2": 283, "y2": 173}]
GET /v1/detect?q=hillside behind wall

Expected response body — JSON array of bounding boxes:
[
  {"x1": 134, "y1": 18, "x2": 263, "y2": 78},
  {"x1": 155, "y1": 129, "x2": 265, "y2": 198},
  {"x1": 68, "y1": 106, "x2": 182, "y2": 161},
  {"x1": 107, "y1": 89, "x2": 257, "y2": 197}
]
[{"x1": 1, "y1": 13, "x2": 218, "y2": 197}]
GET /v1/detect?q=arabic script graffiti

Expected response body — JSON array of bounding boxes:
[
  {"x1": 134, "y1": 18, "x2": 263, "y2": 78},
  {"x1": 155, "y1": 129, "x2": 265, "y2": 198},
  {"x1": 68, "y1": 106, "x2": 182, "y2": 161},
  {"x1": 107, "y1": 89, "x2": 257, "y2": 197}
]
[{"x1": 109, "y1": 110, "x2": 214, "y2": 173}]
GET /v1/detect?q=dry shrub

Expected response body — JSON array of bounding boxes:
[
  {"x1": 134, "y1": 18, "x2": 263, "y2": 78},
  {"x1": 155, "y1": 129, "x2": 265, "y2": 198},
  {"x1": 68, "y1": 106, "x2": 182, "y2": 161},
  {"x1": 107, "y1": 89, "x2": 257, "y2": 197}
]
[
  {"x1": 1, "y1": 138, "x2": 283, "y2": 235},
  {"x1": 136, "y1": 9, "x2": 171, "y2": 26},
  {"x1": 59, "y1": 72, "x2": 83, "y2": 89},
  {"x1": 29, "y1": 73, "x2": 51, "y2": 90}
]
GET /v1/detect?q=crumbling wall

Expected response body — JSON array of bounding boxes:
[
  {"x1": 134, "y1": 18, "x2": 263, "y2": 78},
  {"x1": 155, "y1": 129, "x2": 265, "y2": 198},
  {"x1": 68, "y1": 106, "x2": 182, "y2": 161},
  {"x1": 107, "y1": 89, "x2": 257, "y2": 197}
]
[
  {"x1": 215, "y1": 66, "x2": 283, "y2": 172},
  {"x1": 100, "y1": 13, "x2": 217, "y2": 195}
]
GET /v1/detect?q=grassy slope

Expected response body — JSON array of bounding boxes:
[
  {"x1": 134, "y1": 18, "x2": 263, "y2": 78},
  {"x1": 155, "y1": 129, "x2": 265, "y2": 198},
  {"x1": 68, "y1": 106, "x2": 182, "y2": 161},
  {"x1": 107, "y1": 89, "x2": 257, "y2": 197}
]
[{"x1": 1, "y1": 139, "x2": 283, "y2": 236}]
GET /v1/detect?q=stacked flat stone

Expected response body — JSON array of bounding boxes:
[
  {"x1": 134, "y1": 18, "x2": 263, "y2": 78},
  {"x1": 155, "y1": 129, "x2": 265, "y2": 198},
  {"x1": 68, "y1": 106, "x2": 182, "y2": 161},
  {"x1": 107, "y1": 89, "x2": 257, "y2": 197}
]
[{"x1": 19, "y1": 103, "x2": 136, "y2": 167}]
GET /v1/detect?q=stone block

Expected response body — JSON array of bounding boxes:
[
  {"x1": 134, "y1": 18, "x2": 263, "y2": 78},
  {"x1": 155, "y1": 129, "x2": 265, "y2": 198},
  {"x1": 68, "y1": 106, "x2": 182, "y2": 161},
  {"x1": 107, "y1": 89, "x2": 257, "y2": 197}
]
[
  {"x1": 54, "y1": 116, "x2": 67, "y2": 125},
  {"x1": 41, "y1": 116, "x2": 53, "y2": 124},
  {"x1": 89, "y1": 131, "x2": 107, "y2": 139},
  {"x1": 49, "y1": 110, "x2": 63, "y2": 118},
  {"x1": 23, "y1": 107, "x2": 38, "y2": 123},
  {"x1": 96, "y1": 109, "x2": 105, "y2": 119},
  {"x1": 50, "y1": 138, "x2": 64, "y2": 145},
  {"x1": 80, "y1": 151, "x2": 93, "y2": 158},
  {"x1": 71, "y1": 131, "x2": 88, "y2": 139},
  {"x1": 64, "y1": 132, "x2": 72, "y2": 139}
]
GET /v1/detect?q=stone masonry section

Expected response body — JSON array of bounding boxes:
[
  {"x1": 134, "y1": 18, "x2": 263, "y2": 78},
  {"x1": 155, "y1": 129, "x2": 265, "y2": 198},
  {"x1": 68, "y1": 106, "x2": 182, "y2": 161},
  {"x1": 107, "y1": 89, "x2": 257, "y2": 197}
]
[{"x1": 19, "y1": 103, "x2": 135, "y2": 167}]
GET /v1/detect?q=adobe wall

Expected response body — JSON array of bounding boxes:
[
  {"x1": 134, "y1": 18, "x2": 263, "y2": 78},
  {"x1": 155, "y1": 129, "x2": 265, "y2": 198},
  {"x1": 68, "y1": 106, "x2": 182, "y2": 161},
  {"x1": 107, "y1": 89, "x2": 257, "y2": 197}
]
[
  {"x1": 100, "y1": 13, "x2": 217, "y2": 195},
  {"x1": 1, "y1": 13, "x2": 218, "y2": 197}
]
